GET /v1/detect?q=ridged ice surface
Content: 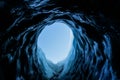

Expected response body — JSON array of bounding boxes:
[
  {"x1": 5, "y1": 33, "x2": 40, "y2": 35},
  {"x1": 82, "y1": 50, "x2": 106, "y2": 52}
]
[{"x1": 0, "y1": 0, "x2": 119, "y2": 80}]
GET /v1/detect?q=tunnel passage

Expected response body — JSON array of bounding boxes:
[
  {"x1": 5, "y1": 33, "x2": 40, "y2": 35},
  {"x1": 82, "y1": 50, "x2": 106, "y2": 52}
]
[
  {"x1": 37, "y1": 22, "x2": 74, "y2": 64},
  {"x1": 0, "y1": 0, "x2": 120, "y2": 80}
]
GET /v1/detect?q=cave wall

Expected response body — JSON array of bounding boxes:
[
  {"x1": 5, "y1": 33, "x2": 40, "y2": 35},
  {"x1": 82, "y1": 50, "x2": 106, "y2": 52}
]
[{"x1": 0, "y1": 0, "x2": 120, "y2": 80}]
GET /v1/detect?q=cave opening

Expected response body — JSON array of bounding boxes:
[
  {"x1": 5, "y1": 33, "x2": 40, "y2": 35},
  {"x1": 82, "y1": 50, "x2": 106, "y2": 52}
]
[{"x1": 37, "y1": 22, "x2": 74, "y2": 64}]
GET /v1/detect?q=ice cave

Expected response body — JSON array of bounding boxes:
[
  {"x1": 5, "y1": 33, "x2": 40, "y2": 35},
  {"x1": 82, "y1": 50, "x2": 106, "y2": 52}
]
[{"x1": 0, "y1": 0, "x2": 120, "y2": 80}]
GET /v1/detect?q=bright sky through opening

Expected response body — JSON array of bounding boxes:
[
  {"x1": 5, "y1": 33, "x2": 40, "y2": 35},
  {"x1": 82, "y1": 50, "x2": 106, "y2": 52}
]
[{"x1": 37, "y1": 22, "x2": 74, "y2": 64}]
